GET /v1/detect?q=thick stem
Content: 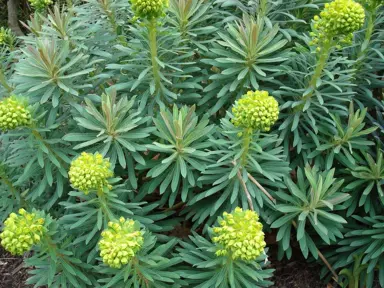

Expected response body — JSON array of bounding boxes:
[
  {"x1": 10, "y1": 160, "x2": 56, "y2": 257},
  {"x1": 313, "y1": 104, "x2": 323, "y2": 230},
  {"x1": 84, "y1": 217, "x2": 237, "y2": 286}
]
[
  {"x1": 240, "y1": 128, "x2": 253, "y2": 167},
  {"x1": 97, "y1": 189, "x2": 115, "y2": 222},
  {"x1": 303, "y1": 40, "x2": 332, "y2": 101},
  {"x1": 148, "y1": 18, "x2": 161, "y2": 95}
]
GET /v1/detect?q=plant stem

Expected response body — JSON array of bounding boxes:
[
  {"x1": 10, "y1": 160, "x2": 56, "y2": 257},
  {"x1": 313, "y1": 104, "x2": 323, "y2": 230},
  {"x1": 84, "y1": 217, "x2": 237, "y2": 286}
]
[
  {"x1": 303, "y1": 40, "x2": 332, "y2": 101},
  {"x1": 0, "y1": 68, "x2": 13, "y2": 93},
  {"x1": 97, "y1": 189, "x2": 115, "y2": 222},
  {"x1": 292, "y1": 220, "x2": 339, "y2": 281},
  {"x1": 148, "y1": 18, "x2": 161, "y2": 95},
  {"x1": 247, "y1": 173, "x2": 276, "y2": 203},
  {"x1": 237, "y1": 170, "x2": 254, "y2": 211},
  {"x1": 240, "y1": 128, "x2": 253, "y2": 167}
]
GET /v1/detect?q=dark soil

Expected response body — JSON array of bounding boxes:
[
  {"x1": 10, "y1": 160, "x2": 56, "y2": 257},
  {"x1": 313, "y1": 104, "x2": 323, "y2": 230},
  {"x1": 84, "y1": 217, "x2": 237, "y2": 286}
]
[
  {"x1": 0, "y1": 246, "x2": 30, "y2": 288},
  {"x1": 271, "y1": 258, "x2": 332, "y2": 288}
]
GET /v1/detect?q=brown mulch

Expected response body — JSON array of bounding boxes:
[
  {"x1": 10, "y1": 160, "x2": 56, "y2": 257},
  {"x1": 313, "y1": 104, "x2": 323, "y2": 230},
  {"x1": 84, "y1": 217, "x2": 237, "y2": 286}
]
[
  {"x1": 271, "y1": 258, "x2": 332, "y2": 288},
  {"x1": 0, "y1": 246, "x2": 30, "y2": 288}
]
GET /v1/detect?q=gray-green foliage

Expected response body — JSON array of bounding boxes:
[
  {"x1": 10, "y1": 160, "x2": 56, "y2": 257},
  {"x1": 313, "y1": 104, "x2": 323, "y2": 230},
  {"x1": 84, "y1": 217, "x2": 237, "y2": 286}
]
[{"x1": 0, "y1": 0, "x2": 383, "y2": 287}]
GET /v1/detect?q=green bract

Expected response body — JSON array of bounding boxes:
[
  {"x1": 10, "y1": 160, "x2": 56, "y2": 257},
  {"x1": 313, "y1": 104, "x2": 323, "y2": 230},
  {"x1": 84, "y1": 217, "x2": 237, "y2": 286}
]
[
  {"x1": 69, "y1": 152, "x2": 113, "y2": 194},
  {"x1": 0, "y1": 209, "x2": 45, "y2": 255},
  {"x1": 130, "y1": 0, "x2": 169, "y2": 20},
  {"x1": 99, "y1": 217, "x2": 144, "y2": 268},
  {"x1": 232, "y1": 90, "x2": 279, "y2": 132},
  {"x1": 0, "y1": 97, "x2": 31, "y2": 131},
  {"x1": 212, "y1": 207, "x2": 266, "y2": 261}
]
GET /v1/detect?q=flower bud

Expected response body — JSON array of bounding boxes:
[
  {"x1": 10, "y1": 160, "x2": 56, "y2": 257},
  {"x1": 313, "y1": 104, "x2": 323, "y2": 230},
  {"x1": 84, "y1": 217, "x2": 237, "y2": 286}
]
[
  {"x1": 130, "y1": 0, "x2": 168, "y2": 20},
  {"x1": 98, "y1": 218, "x2": 144, "y2": 269},
  {"x1": 232, "y1": 91, "x2": 279, "y2": 132},
  {"x1": 68, "y1": 152, "x2": 113, "y2": 194},
  {"x1": 212, "y1": 207, "x2": 266, "y2": 261},
  {"x1": 0, "y1": 97, "x2": 31, "y2": 131},
  {"x1": 0, "y1": 209, "x2": 45, "y2": 255}
]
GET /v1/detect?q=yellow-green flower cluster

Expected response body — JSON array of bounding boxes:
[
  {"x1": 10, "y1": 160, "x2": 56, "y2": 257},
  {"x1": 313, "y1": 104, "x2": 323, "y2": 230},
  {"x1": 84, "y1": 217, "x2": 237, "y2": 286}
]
[
  {"x1": 212, "y1": 207, "x2": 266, "y2": 261},
  {"x1": 130, "y1": 0, "x2": 169, "y2": 20},
  {"x1": 232, "y1": 91, "x2": 279, "y2": 132},
  {"x1": 99, "y1": 218, "x2": 144, "y2": 268},
  {"x1": 28, "y1": 0, "x2": 52, "y2": 10},
  {"x1": 0, "y1": 97, "x2": 31, "y2": 131},
  {"x1": 69, "y1": 152, "x2": 113, "y2": 194},
  {"x1": 311, "y1": 0, "x2": 365, "y2": 46},
  {"x1": 0, "y1": 209, "x2": 45, "y2": 255}
]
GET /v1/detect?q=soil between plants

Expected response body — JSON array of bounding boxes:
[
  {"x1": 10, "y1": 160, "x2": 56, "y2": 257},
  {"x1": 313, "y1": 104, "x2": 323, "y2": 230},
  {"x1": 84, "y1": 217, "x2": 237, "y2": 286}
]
[{"x1": 0, "y1": 246, "x2": 30, "y2": 288}]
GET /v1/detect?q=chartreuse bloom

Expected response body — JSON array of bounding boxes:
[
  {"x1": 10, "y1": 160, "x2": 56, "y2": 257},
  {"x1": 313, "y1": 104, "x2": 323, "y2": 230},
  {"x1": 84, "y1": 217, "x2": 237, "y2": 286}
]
[
  {"x1": 130, "y1": 0, "x2": 169, "y2": 20},
  {"x1": 212, "y1": 207, "x2": 266, "y2": 261},
  {"x1": 0, "y1": 209, "x2": 45, "y2": 255},
  {"x1": 68, "y1": 152, "x2": 113, "y2": 194},
  {"x1": 232, "y1": 91, "x2": 279, "y2": 132},
  {"x1": 0, "y1": 96, "x2": 32, "y2": 131},
  {"x1": 28, "y1": 0, "x2": 52, "y2": 10},
  {"x1": 311, "y1": 0, "x2": 365, "y2": 47},
  {"x1": 99, "y1": 217, "x2": 144, "y2": 268}
]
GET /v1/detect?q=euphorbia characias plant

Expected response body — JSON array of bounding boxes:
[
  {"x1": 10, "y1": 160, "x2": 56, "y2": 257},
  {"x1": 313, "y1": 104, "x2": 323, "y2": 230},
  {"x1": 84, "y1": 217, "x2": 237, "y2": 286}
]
[{"x1": 0, "y1": 0, "x2": 383, "y2": 287}]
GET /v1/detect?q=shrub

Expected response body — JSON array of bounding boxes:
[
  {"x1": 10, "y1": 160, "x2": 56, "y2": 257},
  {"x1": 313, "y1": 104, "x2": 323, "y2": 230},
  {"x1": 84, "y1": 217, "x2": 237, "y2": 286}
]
[{"x1": 0, "y1": 0, "x2": 383, "y2": 287}]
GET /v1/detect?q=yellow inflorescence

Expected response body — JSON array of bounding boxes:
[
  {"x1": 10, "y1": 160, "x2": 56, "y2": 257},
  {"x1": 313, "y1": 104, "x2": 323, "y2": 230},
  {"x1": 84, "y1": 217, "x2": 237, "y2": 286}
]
[
  {"x1": 28, "y1": 0, "x2": 52, "y2": 10},
  {"x1": 68, "y1": 152, "x2": 113, "y2": 194},
  {"x1": 311, "y1": 0, "x2": 365, "y2": 46},
  {"x1": 99, "y1": 218, "x2": 144, "y2": 269},
  {"x1": 0, "y1": 209, "x2": 45, "y2": 255},
  {"x1": 212, "y1": 207, "x2": 266, "y2": 261},
  {"x1": 232, "y1": 91, "x2": 279, "y2": 132},
  {"x1": 130, "y1": 0, "x2": 169, "y2": 20},
  {"x1": 0, "y1": 97, "x2": 31, "y2": 131}
]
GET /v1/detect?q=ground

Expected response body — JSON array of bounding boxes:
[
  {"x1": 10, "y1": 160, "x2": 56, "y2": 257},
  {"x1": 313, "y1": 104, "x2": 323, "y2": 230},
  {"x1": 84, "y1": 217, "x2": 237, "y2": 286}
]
[{"x1": 0, "y1": 246, "x2": 30, "y2": 288}]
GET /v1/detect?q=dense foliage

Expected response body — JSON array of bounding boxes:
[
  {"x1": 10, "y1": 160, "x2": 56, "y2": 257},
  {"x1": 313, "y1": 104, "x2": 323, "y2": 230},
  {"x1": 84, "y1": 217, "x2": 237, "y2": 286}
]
[{"x1": 0, "y1": 0, "x2": 383, "y2": 287}]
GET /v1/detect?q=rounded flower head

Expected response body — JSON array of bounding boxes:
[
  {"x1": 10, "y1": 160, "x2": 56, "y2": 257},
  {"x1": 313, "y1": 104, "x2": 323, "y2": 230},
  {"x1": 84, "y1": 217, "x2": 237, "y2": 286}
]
[
  {"x1": 0, "y1": 209, "x2": 45, "y2": 255},
  {"x1": 312, "y1": 0, "x2": 365, "y2": 45},
  {"x1": 0, "y1": 97, "x2": 32, "y2": 131},
  {"x1": 232, "y1": 91, "x2": 279, "y2": 132},
  {"x1": 99, "y1": 218, "x2": 144, "y2": 268},
  {"x1": 212, "y1": 207, "x2": 266, "y2": 261},
  {"x1": 69, "y1": 152, "x2": 113, "y2": 194},
  {"x1": 28, "y1": 0, "x2": 52, "y2": 10},
  {"x1": 130, "y1": 0, "x2": 169, "y2": 20}
]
